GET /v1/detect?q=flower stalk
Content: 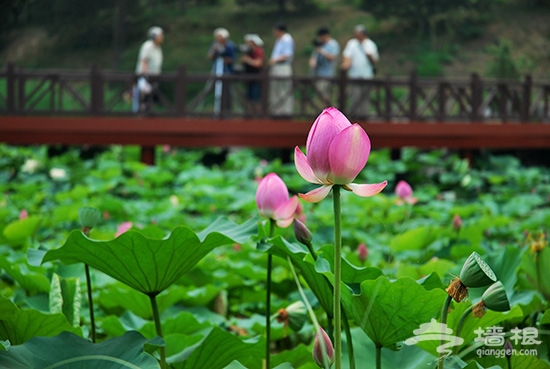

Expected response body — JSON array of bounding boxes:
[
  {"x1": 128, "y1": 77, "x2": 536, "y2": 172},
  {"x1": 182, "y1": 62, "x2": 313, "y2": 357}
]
[
  {"x1": 266, "y1": 218, "x2": 275, "y2": 369},
  {"x1": 149, "y1": 294, "x2": 166, "y2": 369},
  {"x1": 333, "y1": 185, "x2": 343, "y2": 369}
]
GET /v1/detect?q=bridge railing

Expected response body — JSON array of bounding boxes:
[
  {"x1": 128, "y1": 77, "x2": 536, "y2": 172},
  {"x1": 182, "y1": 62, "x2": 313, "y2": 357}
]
[{"x1": 1, "y1": 62, "x2": 550, "y2": 122}]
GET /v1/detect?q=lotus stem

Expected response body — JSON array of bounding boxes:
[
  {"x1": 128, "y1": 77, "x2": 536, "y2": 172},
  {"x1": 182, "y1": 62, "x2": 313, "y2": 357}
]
[
  {"x1": 84, "y1": 264, "x2": 96, "y2": 343},
  {"x1": 375, "y1": 343, "x2": 382, "y2": 369},
  {"x1": 454, "y1": 305, "x2": 473, "y2": 355},
  {"x1": 149, "y1": 294, "x2": 166, "y2": 369},
  {"x1": 266, "y1": 219, "x2": 275, "y2": 369},
  {"x1": 438, "y1": 294, "x2": 453, "y2": 369},
  {"x1": 333, "y1": 185, "x2": 342, "y2": 369},
  {"x1": 342, "y1": 307, "x2": 355, "y2": 369}
]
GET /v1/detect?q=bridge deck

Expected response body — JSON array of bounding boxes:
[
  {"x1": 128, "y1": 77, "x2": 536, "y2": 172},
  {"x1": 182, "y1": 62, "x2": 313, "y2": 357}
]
[{"x1": 2, "y1": 116, "x2": 550, "y2": 164}]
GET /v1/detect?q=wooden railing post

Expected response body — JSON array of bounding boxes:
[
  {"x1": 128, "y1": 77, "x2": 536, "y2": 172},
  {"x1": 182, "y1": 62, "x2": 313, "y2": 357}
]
[
  {"x1": 90, "y1": 64, "x2": 104, "y2": 115},
  {"x1": 175, "y1": 66, "x2": 187, "y2": 116},
  {"x1": 6, "y1": 63, "x2": 16, "y2": 114},
  {"x1": 260, "y1": 67, "x2": 269, "y2": 118},
  {"x1": 471, "y1": 73, "x2": 482, "y2": 122},
  {"x1": 385, "y1": 75, "x2": 392, "y2": 121},
  {"x1": 522, "y1": 74, "x2": 532, "y2": 122},
  {"x1": 409, "y1": 70, "x2": 417, "y2": 121},
  {"x1": 437, "y1": 81, "x2": 447, "y2": 121}
]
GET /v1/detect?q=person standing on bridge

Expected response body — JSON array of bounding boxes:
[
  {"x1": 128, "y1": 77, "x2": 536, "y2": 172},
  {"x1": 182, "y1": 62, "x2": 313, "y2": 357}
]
[
  {"x1": 341, "y1": 24, "x2": 379, "y2": 119},
  {"x1": 309, "y1": 26, "x2": 340, "y2": 107},
  {"x1": 208, "y1": 27, "x2": 237, "y2": 117},
  {"x1": 268, "y1": 23, "x2": 294, "y2": 118},
  {"x1": 133, "y1": 26, "x2": 164, "y2": 114}
]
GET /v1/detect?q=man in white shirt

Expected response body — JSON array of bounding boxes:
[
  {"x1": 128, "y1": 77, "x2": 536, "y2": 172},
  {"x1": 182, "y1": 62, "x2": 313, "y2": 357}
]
[
  {"x1": 269, "y1": 23, "x2": 294, "y2": 117},
  {"x1": 133, "y1": 26, "x2": 164, "y2": 113},
  {"x1": 341, "y1": 25, "x2": 379, "y2": 119}
]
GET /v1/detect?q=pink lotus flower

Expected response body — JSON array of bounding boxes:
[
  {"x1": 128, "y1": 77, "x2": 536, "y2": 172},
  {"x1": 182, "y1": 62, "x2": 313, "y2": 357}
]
[
  {"x1": 395, "y1": 180, "x2": 418, "y2": 205},
  {"x1": 294, "y1": 107, "x2": 387, "y2": 202},
  {"x1": 256, "y1": 173, "x2": 299, "y2": 228},
  {"x1": 313, "y1": 327, "x2": 335, "y2": 368}
]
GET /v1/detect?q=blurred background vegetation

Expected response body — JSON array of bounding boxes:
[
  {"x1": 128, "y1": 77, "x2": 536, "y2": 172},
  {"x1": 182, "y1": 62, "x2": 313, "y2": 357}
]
[{"x1": 1, "y1": 0, "x2": 549, "y2": 79}]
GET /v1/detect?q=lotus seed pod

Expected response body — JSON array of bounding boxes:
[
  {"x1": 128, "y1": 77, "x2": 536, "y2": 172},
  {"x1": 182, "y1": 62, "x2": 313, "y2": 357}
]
[
  {"x1": 287, "y1": 301, "x2": 307, "y2": 332},
  {"x1": 459, "y1": 252, "x2": 497, "y2": 288},
  {"x1": 481, "y1": 281, "x2": 510, "y2": 312},
  {"x1": 78, "y1": 206, "x2": 101, "y2": 230}
]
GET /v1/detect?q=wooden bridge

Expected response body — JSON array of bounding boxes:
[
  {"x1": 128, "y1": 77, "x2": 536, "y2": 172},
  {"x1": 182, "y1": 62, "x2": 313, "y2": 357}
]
[{"x1": 1, "y1": 63, "x2": 550, "y2": 164}]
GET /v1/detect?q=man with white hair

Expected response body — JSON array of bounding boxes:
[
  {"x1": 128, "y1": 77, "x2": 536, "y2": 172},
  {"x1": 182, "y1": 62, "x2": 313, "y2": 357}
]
[
  {"x1": 208, "y1": 27, "x2": 237, "y2": 115},
  {"x1": 133, "y1": 26, "x2": 164, "y2": 113}
]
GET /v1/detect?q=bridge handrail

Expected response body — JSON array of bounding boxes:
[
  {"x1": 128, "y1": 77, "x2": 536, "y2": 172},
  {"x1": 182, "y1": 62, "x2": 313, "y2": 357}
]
[{"x1": 1, "y1": 62, "x2": 549, "y2": 123}]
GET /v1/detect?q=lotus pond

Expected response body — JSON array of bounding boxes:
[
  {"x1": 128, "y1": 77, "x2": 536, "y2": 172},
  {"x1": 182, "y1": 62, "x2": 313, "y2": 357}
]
[{"x1": 0, "y1": 134, "x2": 549, "y2": 369}]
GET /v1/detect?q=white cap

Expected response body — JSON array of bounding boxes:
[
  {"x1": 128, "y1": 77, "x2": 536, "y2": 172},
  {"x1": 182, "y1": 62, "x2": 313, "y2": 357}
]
[
  {"x1": 213, "y1": 27, "x2": 230, "y2": 39},
  {"x1": 244, "y1": 34, "x2": 263, "y2": 47}
]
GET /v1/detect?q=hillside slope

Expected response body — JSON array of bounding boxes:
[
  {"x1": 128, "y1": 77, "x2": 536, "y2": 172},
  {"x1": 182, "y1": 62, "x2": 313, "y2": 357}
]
[{"x1": 2, "y1": 1, "x2": 549, "y2": 79}]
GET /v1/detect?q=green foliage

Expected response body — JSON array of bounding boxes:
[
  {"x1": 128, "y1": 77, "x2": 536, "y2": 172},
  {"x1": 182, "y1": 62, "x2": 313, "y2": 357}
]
[
  {"x1": 358, "y1": 0, "x2": 493, "y2": 40},
  {"x1": 1, "y1": 144, "x2": 549, "y2": 368},
  {"x1": 485, "y1": 39, "x2": 522, "y2": 79}
]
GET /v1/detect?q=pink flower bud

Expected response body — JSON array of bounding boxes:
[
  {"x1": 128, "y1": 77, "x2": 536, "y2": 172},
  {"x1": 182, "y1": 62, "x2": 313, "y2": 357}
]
[
  {"x1": 294, "y1": 219, "x2": 313, "y2": 246},
  {"x1": 395, "y1": 180, "x2": 417, "y2": 205},
  {"x1": 256, "y1": 173, "x2": 299, "y2": 228},
  {"x1": 452, "y1": 214, "x2": 463, "y2": 231},
  {"x1": 19, "y1": 209, "x2": 28, "y2": 220},
  {"x1": 357, "y1": 242, "x2": 368, "y2": 263},
  {"x1": 294, "y1": 107, "x2": 387, "y2": 203},
  {"x1": 313, "y1": 327, "x2": 334, "y2": 368}
]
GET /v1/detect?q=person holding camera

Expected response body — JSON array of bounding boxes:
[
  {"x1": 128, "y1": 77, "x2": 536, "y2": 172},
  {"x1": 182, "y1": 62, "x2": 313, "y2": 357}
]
[
  {"x1": 240, "y1": 34, "x2": 265, "y2": 116},
  {"x1": 133, "y1": 26, "x2": 164, "y2": 114},
  {"x1": 208, "y1": 27, "x2": 237, "y2": 116},
  {"x1": 309, "y1": 27, "x2": 340, "y2": 106}
]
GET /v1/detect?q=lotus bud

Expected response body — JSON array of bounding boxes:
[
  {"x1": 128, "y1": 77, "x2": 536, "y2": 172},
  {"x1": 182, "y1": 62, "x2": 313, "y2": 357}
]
[
  {"x1": 357, "y1": 242, "x2": 368, "y2": 263},
  {"x1": 452, "y1": 214, "x2": 462, "y2": 231},
  {"x1": 276, "y1": 301, "x2": 307, "y2": 332},
  {"x1": 313, "y1": 327, "x2": 334, "y2": 368},
  {"x1": 504, "y1": 340, "x2": 513, "y2": 358},
  {"x1": 294, "y1": 219, "x2": 313, "y2": 246},
  {"x1": 473, "y1": 281, "x2": 510, "y2": 318},
  {"x1": 446, "y1": 252, "x2": 497, "y2": 302},
  {"x1": 78, "y1": 206, "x2": 101, "y2": 234}
]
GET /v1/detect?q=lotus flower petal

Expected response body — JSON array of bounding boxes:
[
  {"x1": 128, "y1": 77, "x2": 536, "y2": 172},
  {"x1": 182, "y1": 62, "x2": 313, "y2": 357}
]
[
  {"x1": 345, "y1": 181, "x2": 388, "y2": 197},
  {"x1": 306, "y1": 108, "x2": 351, "y2": 181},
  {"x1": 274, "y1": 196, "x2": 300, "y2": 225},
  {"x1": 328, "y1": 124, "x2": 371, "y2": 184},
  {"x1": 299, "y1": 185, "x2": 333, "y2": 203},
  {"x1": 294, "y1": 147, "x2": 322, "y2": 184}
]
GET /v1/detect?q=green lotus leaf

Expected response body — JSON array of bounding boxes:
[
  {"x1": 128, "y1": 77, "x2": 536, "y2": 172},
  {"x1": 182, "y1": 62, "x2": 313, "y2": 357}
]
[
  {"x1": 0, "y1": 331, "x2": 162, "y2": 369},
  {"x1": 348, "y1": 276, "x2": 447, "y2": 350},
  {"x1": 264, "y1": 236, "x2": 333, "y2": 315},
  {"x1": 28, "y1": 217, "x2": 256, "y2": 296},
  {"x1": 0, "y1": 295, "x2": 81, "y2": 345},
  {"x1": 168, "y1": 327, "x2": 263, "y2": 369}
]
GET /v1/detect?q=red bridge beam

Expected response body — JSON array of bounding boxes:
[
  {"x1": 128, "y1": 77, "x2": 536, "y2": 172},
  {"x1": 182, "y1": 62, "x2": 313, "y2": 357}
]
[{"x1": 2, "y1": 116, "x2": 550, "y2": 164}]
